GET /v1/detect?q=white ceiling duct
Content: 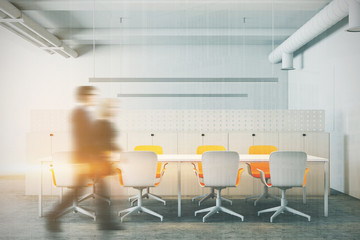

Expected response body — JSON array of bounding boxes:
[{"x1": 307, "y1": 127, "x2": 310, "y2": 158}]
[
  {"x1": 269, "y1": 0, "x2": 359, "y2": 68},
  {"x1": 281, "y1": 53, "x2": 295, "y2": 70},
  {"x1": 348, "y1": 0, "x2": 360, "y2": 31},
  {"x1": 0, "y1": 0, "x2": 78, "y2": 58}
]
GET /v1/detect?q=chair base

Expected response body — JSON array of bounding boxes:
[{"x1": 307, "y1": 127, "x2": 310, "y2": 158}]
[
  {"x1": 194, "y1": 188, "x2": 243, "y2": 222},
  {"x1": 257, "y1": 189, "x2": 310, "y2": 223},
  {"x1": 245, "y1": 184, "x2": 280, "y2": 206},
  {"x1": 55, "y1": 203, "x2": 96, "y2": 221},
  {"x1": 78, "y1": 192, "x2": 111, "y2": 205},
  {"x1": 129, "y1": 187, "x2": 166, "y2": 206},
  {"x1": 118, "y1": 206, "x2": 163, "y2": 222},
  {"x1": 192, "y1": 188, "x2": 232, "y2": 206},
  {"x1": 120, "y1": 188, "x2": 163, "y2": 222},
  {"x1": 78, "y1": 182, "x2": 111, "y2": 206}
]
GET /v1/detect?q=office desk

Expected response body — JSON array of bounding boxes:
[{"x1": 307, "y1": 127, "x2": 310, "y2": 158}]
[
  {"x1": 157, "y1": 154, "x2": 329, "y2": 217},
  {"x1": 39, "y1": 154, "x2": 329, "y2": 218}
]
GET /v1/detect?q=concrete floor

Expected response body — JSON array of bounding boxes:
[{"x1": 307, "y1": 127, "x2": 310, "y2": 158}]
[{"x1": 1, "y1": 176, "x2": 360, "y2": 239}]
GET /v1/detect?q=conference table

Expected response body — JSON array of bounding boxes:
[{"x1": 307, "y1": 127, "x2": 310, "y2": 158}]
[
  {"x1": 157, "y1": 154, "x2": 329, "y2": 217},
  {"x1": 39, "y1": 154, "x2": 329, "y2": 218}
]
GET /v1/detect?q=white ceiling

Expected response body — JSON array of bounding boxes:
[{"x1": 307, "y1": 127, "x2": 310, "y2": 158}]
[{"x1": 9, "y1": 0, "x2": 332, "y2": 46}]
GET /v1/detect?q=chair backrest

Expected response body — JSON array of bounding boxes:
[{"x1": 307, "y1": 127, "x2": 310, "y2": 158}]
[
  {"x1": 197, "y1": 145, "x2": 226, "y2": 154},
  {"x1": 249, "y1": 145, "x2": 277, "y2": 173},
  {"x1": 269, "y1": 151, "x2": 307, "y2": 187},
  {"x1": 118, "y1": 151, "x2": 158, "y2": 187},
  {"x1": 134, "y1": 145, "x2": 163, "y2": 155},
  {"x1": 249, "y1": 145, "x2": 277, "y2": 154},
  {"x1": 51, "y1": 151, "x2": 90, "y2": 187},
  {"x1": 202, "y1": 151, "x2": 239, "y2": 187}
]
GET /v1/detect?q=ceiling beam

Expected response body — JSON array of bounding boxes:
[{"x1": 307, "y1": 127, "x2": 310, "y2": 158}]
[
  {"x1": 10, "y1": 0, "x2": 330, "y2": 11},
  {"x1": 51, "y1": 28, "x2": 296, "y2": 39}
]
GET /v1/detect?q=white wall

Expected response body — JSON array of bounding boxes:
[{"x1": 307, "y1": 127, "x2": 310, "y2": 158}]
[
  {"x1": 0, "y1": 26, "x2": 287, "y2": 175},
  {"x1": 0, "y1": 28, "x2": 93, "y2": 174},
  {"x1": 93, "y1": 44, "x2": 288, "y2": 109},
  {"x1": 288, "y1": 21, "x2": 360, "y2": 198}
]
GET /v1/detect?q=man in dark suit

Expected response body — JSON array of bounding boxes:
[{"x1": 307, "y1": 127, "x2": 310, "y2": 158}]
[
  {"x1": 46, "y1": 86, "x2": 97, "y2": 232},
  {"x1": 72, "y1": 86, "x2": 97, "y2": 163}
]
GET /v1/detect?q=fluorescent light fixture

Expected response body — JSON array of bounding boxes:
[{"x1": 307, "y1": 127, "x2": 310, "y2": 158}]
[
  {"x1": 117, "y1": 94, "x2": 248, "y2": 98},
  {"x1": 90, "y1": 78, "x2": 278, "y2": 83},
  {"x1": 0, "y1": 0, "x2": 78, "y2": 58},
  {"x1": 0, "y1": 18, "x2": 23, "y2": 23}
]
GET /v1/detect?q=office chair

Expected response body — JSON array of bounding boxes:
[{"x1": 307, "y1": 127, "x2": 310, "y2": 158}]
[
  {"x1": 116, "y1": 151, "x2": 165, "y2": 222},
  {"x1": 192, "y1": 145, "x2": 233, "y2": 206},
  {"x1": 129, "y1": 145, "x2": 167, "y2": 206},
  {"x1": 246, "y1": 145, "x2": 309, "y2": 205},
  {"x1": 49, "y1": 152, "x2": 96, "y2": 220},
  {"x1": 245, "y1": 145, "x2": 280, "y2": 206},
  {"x1": 194, "y1": 151, "x2": 244, "y2": 222},
  {"x1": 257, "y1": 151, "x2": 311, "y2": 222},
  {"x1": 78, "y1": 153, "x2": 113, "y2": 206}
]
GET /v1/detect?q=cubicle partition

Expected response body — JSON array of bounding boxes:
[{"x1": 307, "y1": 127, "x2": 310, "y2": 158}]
[{"x1": 27, "y1": 109, "x2": 329, "y2": 198}]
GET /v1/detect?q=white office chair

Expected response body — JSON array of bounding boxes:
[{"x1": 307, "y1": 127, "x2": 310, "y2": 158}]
[
  {"x1": 116, "y1": 151, "x2": 165, "y2": 222},
  {"x1": 49, "y1": 152, "x2": 96, "y2": 220},
  {"x1": 192, "y1": 145, "x2": 233, "y2": 206},
  {"x1": 78, "y1": 179, "x2": 111, "y2": 205},
  {"x1": 129, "y1": 145, "x2": 167, "y2": 206},
  {"x1": 257, "y1": 151, "x2": 311, "y2": 223},
  {"x1": 194, "y1": 151, "x2": 244, "y2": 222}
]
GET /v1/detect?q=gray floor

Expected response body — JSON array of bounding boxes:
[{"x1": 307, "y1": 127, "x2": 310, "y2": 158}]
[{"x1": 1, "y1": 176, "x2": 360, "y2": 240}]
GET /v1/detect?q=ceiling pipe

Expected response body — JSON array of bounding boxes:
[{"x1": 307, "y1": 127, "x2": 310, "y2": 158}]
[
  {"x1": 269, "y1": 0, "x2": 359, "y2": 69},
  {"x1": 0, "y1": 0, "x2": 78, "y2": 58},
  {"x1": 281, "y1": 53, "x2": 295, "y2": 70},
  {"x1": 348, "y1": 0, "x2": 360, "y2": 31}
]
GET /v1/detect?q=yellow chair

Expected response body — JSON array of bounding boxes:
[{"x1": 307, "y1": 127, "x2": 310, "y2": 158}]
[
  {"x1": 246, "y1": 145, "x2": 309, "y2": 205},
  {"x1": 130, "y1": 145, "x2": 166, "y2": 206},
  {"x1": 192, "y1": 145, "x2": 233, "y2": 206},
  {"x1": 245, "y1": 145, "x2": 279, "y2": 206}
]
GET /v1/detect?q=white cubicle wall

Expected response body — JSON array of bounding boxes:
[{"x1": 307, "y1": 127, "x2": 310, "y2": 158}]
[{"x1": 27, "y1": 109, "x2": 328, "y2": 197}]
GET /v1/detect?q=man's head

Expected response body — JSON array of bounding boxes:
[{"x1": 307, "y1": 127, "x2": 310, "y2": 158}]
[{"x1": 76, "y1": 86, "x2": 97, "y2": 106}]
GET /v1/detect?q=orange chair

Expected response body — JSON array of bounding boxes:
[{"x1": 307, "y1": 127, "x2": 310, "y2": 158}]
[
  {"x1": 246, "y1": 145, "x2": 309, "y2": 205},
  {"x1": 245, "y1": 145, "x2": 280, "y2": 206},
  {"x1": 192, "y1": 145, "x2": 233, "y2": 206},
  {"x1": 130, "y1": 145, "x2": 167, "y2": 206}
]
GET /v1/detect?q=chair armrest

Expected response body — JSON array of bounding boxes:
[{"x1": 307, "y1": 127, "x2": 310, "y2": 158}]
[
  {"x1": 192, "y1": 166, "x2": 199, "y2": 177},
  {"x1": 115, "y1": 168, "x2": 124, "y2": 186},
  {"x1": 236, "y1": 168, "x2": 244, "y2": 186},
  {"x1": 193, "y1": 165, "x2": 205, "y2": 187},
  {"x1": 246, "y1": 163, "x2": 253, "y2": 177},
  {"x1": 157, "y1": 163, "x2": 168, "y2": 178},
  {"x1": 49, "y1": 164, "x2": 57, "y2": 187},
  {"x1": 161, "y1": 163, "x2": 168, "y2": 176},
  {"x1": 303, "y1": 168, "x2": 310, "y2": 187},
  {"x1": 257, "y1": 168, "x2": 271, "y2": 188},
  {"x1": 154, "y1": 163, "x2": 168, "y2": 186},
  {"x1": 196, "y1": 174, "x2": 205, "y2": 188}
]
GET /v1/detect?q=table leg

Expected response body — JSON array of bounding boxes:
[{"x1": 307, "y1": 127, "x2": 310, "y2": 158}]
[
  {"x1": 60, "y1": 188, "x2": 63, "y2": 203},
  {"x1": 324, "y1": 161, "x2": 329, "y2": 217},
  {"x1": 39, "y1": 162, "x2": 43, "y2": 217},
  {"x1": 178, "y1": 161, "x2": 181, "y2": 217}
]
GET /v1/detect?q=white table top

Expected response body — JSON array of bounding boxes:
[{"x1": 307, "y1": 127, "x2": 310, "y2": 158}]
[
  {"x1": 157, "y1": 154, "x2": 328, "y2": 162},
  {"x1": 40, "y1": 153, "x2": 328, "y2": 162}
]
